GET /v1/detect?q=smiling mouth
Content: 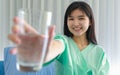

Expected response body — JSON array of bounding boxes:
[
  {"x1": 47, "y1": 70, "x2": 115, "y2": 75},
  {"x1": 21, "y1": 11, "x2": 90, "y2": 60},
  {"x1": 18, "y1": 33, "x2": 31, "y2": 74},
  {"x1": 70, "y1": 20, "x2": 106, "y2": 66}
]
[{"x1": 73, "y1": 27, "x2": 82, "y2": 31}]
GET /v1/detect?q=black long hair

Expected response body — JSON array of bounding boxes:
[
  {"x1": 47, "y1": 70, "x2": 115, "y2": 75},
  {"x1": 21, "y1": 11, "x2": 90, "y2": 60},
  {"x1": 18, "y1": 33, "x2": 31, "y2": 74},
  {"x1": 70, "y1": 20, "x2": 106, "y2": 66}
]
[{"x1": 64, "y1": 1, "x2": 97, "y2": 45}]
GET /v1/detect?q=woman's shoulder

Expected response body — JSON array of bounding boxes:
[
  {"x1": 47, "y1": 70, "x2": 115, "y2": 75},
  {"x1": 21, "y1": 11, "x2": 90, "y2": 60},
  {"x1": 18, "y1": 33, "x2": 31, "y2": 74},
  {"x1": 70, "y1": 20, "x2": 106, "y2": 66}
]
[
  {"x1": 89, "y1": 43, "x2": 106, "y2": 55},
  {"x1": 91, "y1": 43, "x2": 105, "y2": 52}
]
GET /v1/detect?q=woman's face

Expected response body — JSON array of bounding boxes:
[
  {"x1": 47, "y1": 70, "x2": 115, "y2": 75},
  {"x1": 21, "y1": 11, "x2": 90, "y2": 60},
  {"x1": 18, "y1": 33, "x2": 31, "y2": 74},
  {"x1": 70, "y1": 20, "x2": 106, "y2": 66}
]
[{"x1": 67, "y1": 9, "x2": 90, "y2": 37}]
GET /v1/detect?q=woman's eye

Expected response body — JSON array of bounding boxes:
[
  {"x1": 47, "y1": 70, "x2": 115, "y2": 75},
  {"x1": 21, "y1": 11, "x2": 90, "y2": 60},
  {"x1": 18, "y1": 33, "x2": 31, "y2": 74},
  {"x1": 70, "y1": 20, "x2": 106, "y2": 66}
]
[
  {"x1": 79, "y1": 18, "x2": 84, "y2": 20},
  {"x1": 68, "y1": 18, "x2": 74, "y2": 20}
]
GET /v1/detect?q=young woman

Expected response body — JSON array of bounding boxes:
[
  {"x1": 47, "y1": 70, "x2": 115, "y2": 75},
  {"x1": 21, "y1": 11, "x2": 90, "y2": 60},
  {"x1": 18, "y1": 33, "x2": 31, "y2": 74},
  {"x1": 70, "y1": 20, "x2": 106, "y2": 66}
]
[{"x1": 8, "y1": 1, "x2": 110, "y2": 75}]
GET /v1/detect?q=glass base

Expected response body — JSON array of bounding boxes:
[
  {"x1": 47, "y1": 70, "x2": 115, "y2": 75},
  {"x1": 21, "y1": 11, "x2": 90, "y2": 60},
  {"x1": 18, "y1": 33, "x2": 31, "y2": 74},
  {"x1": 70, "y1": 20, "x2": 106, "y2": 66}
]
[{"x1": 17, "y1": 64, "x2": 41, "y2": 72}]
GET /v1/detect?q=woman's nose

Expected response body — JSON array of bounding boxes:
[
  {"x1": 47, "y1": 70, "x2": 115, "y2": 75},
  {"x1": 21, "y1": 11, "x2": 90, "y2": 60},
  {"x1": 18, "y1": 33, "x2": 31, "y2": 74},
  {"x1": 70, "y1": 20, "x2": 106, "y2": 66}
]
[{"x1": 73, "y1": 19, "x2": 79, "y2": 26}]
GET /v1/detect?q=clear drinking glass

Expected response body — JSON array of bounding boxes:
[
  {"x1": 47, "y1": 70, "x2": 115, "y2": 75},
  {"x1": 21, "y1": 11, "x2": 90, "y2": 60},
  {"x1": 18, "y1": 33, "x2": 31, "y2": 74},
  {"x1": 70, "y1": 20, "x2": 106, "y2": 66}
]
[{"x1": 16, "y1": 9, "x2": 52, "y2": 72}]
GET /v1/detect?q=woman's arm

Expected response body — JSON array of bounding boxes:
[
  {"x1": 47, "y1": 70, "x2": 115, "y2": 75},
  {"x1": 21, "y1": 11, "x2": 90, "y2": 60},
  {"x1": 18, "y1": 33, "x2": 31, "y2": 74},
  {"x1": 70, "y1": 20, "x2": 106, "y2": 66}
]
[{"x1": 44, "y1": 40, "x2": 64, "y2": 62}]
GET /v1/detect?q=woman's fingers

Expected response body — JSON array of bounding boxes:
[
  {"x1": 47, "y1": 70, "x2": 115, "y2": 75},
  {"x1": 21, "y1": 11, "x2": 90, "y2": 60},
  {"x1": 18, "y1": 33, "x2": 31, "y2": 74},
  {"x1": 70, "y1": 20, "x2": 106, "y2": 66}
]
[
  {"x1": 9, "y1": 47, "x2": 17, "y2": 55},
  {"x1": 44, "y1": 25, "x2": 55, "y2": 60},
  {"x1": 12, "y1": 24, "x2": 21, "y2": 34},
  {"x1": 48, "y1": 25, "x2": 55, "y2": 46},
  {"x1": 8, "y1": 34, "x2": 21, "y2": 44},
  {"x1": 48, "y1": 25, "x2": 55, "y2": 41},
  {"x1": 13, "y1": 17, "x2": 38, "y2": 34}
]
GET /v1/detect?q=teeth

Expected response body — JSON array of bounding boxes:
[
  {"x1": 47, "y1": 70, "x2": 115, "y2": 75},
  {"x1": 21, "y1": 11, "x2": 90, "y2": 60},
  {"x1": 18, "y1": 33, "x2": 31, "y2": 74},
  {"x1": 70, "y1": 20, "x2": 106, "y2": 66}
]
[{"x1": 73, "y1": 27, "x2": 81, "y2": 30}]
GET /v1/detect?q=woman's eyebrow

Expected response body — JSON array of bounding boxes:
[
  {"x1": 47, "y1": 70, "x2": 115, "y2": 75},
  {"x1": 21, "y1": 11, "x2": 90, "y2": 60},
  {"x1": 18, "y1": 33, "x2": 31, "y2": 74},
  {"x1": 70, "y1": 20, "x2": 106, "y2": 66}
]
[
  {"x1": 78, "y1": 15, "x2": 85, "y2": 17},
  {"x1": 68, "y1": 15, "x2": 85, "y2": 18}
]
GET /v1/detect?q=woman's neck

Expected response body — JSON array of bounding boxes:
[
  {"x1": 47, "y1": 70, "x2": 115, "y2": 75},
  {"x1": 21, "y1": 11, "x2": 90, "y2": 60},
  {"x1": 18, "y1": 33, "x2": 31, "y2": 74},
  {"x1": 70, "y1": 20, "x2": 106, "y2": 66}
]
[{"x1": 72, "y1": 34, "x2": 89, "y2": 51}]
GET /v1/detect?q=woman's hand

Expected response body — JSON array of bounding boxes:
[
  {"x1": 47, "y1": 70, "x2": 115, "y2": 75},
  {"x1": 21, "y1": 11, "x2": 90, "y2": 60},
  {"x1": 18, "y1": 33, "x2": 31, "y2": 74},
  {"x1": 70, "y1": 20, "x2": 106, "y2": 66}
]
[{"x1": 8, "y1": 17, "x2": 55, "y2": 55}]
